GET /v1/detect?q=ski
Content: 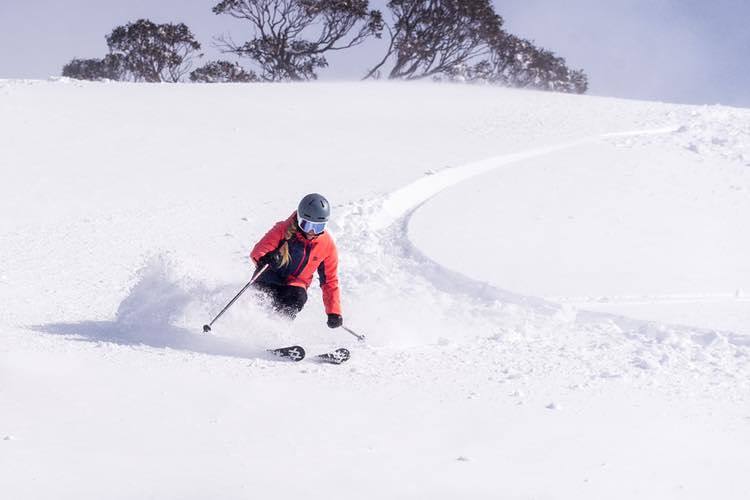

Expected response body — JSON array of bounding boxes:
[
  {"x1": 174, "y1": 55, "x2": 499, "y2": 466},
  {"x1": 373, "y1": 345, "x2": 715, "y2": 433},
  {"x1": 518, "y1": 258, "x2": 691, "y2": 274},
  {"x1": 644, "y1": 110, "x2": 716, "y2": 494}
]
[
  {"x1": 315, "y1": 348, "x2": 351, "y2": 365},
  {"x1": 267, "y1": 346, "x2": 350, "y2": 364},
  {"x1": 268, "y1": 345, "x2": 306, "y2": 362}
]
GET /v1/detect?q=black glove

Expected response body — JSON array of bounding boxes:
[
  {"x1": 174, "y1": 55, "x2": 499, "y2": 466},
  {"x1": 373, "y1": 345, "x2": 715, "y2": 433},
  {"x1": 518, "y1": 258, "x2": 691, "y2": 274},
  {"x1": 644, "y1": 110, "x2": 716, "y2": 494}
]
[
  {"x1": 327, "y1": 313, "x2": 343, "y2": 329},
  {"x1": 258, "y1": 250, "x2": 283, "y2": 270}
]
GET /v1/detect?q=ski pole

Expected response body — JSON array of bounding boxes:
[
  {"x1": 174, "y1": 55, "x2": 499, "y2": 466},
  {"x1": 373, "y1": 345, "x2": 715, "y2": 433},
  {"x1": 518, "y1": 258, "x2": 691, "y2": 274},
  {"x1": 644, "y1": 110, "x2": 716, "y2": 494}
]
[
  {"x1": 203, "y1": 264, "x2": 269, "y2": 333},
  {"x1": 342, "y1": 325, "x2": 366, "y2": 342}
]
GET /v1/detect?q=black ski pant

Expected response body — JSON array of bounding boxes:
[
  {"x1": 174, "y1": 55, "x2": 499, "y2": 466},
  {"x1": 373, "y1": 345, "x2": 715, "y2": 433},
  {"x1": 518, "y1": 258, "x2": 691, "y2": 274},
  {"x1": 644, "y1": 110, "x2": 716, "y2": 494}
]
[{"x1": 253, "y1": 282, "x2": 308, "y2": 319}]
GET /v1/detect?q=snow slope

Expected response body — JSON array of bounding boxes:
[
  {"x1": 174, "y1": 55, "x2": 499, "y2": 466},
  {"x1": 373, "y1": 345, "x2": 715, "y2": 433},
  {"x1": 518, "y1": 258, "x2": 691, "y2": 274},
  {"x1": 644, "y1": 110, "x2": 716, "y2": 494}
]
[
  {"x1": 410, "y1": 114, "x2": 750, "y2": 333},
  {"x1": 1, "y1": 79, "x2": 749, "y2": 499}
]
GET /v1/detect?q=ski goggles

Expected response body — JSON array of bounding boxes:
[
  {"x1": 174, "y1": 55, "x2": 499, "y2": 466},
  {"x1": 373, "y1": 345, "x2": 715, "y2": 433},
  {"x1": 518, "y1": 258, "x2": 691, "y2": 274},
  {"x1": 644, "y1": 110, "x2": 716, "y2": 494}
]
[{"x1": 297, "y1": 215, "x2": 327, "y2": 235}]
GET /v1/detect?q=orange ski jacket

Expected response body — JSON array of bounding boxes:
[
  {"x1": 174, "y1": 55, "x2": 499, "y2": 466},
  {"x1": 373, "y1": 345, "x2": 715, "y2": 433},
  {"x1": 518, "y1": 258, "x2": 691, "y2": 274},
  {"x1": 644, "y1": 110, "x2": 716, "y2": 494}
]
[{"x1": 250, "y1": 213, "x2": 342, "y2": 315}]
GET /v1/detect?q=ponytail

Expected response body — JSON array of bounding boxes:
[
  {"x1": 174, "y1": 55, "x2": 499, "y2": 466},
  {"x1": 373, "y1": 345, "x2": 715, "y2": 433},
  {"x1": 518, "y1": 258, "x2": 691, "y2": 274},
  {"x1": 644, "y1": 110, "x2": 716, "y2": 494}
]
[{"x1": 277, "y1": 217, "x2": 298, "y2": 268}]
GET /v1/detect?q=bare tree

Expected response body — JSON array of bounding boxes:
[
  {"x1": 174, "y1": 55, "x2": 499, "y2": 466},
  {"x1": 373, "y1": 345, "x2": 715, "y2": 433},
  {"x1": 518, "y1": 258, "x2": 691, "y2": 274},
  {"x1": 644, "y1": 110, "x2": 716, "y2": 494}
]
[
  {"x1": 106, "y1": 19, "x2": 202, "y2": 82},
  {"x1": 364, "y1": 0, "x2": 502, "y2": 80},
  {"x1": 190, "y1": 60, "x2": 258, "y2": 82},
  {"x1": 61, "y1": 19, "x2": 202, "y2": 82},
  {"x1": 212, "y1": 0, "x2": 383, "y2": 81},
  {"x1": 363, "y1": 1, "x2": 588, "y2": 93}
]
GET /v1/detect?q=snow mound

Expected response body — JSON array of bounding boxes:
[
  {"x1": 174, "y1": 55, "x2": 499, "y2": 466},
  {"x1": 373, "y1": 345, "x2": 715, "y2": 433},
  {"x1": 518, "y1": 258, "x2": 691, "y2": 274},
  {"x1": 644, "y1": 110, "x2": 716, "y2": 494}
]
[{"x1": 612, "y1": 105, "x2": 750, "y2": 165}]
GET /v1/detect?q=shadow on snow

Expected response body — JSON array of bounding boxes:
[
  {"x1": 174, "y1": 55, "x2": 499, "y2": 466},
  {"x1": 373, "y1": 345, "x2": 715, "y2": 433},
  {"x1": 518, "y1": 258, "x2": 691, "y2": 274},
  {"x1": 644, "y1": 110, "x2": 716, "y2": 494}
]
[{"x1": 33, "y1": 259, "x2": 266, "y2": 360}]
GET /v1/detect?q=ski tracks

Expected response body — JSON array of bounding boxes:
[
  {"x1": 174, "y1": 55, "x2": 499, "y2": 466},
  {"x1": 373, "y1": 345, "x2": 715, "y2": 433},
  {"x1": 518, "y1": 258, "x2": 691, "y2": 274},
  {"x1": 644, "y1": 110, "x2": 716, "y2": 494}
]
[{"x1": 333, "y1": 128, "x2": 750, "y2": 397}]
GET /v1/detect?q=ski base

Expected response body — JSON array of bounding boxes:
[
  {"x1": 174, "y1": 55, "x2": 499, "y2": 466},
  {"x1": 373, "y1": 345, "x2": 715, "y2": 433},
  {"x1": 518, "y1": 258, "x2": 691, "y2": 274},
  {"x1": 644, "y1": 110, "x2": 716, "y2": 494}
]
[{"x1": 268, "y1": 345, "x2": 306, "y2": 362}]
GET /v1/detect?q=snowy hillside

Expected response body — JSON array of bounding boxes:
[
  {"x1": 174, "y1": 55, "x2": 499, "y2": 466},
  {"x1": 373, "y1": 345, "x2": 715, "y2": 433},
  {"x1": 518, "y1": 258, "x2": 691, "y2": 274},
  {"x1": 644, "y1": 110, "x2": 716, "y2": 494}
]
[{"x1": 1, "y1": 79, "x2": 749, "y2": 499}]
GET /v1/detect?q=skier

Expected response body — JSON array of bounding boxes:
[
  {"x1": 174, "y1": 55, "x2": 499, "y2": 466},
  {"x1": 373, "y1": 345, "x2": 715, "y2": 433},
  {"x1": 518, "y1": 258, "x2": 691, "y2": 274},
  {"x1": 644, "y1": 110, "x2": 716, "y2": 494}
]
[{"x1": 250, "y1": 193, "x2": 343, "y2": 330}]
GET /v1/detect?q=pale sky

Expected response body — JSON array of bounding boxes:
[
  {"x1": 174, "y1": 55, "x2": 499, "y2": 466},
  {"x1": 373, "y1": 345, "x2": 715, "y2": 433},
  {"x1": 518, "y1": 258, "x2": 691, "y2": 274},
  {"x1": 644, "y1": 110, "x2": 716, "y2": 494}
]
[{"x1": 0, "y1": 0, "x2": 748, "y2": 107}]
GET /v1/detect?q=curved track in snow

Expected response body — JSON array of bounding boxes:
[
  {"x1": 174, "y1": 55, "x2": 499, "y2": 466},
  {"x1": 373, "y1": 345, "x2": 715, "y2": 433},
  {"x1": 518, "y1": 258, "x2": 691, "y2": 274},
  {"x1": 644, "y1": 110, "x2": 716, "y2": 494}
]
[
  {"x1": 370, "y1": 127, "x2": 680, "y2": 231},
  {"x1": 332, "y1": 127, "x2": 749, "y2": 391}
]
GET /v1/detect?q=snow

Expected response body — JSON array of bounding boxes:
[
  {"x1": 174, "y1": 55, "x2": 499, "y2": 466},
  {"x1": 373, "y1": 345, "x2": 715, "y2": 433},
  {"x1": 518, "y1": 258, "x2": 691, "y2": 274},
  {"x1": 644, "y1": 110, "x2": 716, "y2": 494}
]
[
  {"x1": 1, "y1": 79, "x2": 749, "y2": 499},
  {"x1": 410, "y1": 134, "x2": 750, "y2": 332}
]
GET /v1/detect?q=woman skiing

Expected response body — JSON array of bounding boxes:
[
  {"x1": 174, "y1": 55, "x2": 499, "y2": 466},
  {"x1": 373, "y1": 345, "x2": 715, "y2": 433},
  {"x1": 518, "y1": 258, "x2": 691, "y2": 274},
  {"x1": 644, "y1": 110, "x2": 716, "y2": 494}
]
[{"x1": 250, "y1": 193, "x2": 343, "y2": 330}]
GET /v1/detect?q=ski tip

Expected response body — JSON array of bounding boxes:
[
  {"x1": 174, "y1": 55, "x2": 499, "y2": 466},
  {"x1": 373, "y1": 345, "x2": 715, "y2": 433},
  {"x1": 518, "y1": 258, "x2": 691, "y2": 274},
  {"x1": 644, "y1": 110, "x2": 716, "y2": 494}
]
[
  {"x1": 315, "y1": 348, "x2": 351, "y2": 365},
  {"x1": 268, "y1": 345, "x2": 306, "y2": 362}
]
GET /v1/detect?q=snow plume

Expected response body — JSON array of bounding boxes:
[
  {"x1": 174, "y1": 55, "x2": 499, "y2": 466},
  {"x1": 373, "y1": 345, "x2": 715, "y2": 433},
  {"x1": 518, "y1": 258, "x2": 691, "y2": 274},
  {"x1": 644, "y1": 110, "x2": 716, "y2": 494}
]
[
  {"x1": 116, "y1": 256, "x2": 193, "y2": 328},
  {"x1": 35, "y1": 257, "x2": 277, "y2": 359},
  {"x1": 333, "y1": 196, "x2": 568, "y2": 349}
]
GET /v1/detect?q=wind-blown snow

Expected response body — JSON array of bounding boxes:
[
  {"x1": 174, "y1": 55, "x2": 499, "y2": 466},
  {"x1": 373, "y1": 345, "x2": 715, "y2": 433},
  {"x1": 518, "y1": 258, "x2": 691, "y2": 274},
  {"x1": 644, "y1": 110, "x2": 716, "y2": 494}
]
[{"x1": 1, "y1": 79, "x2": 749, "y2": 499}]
